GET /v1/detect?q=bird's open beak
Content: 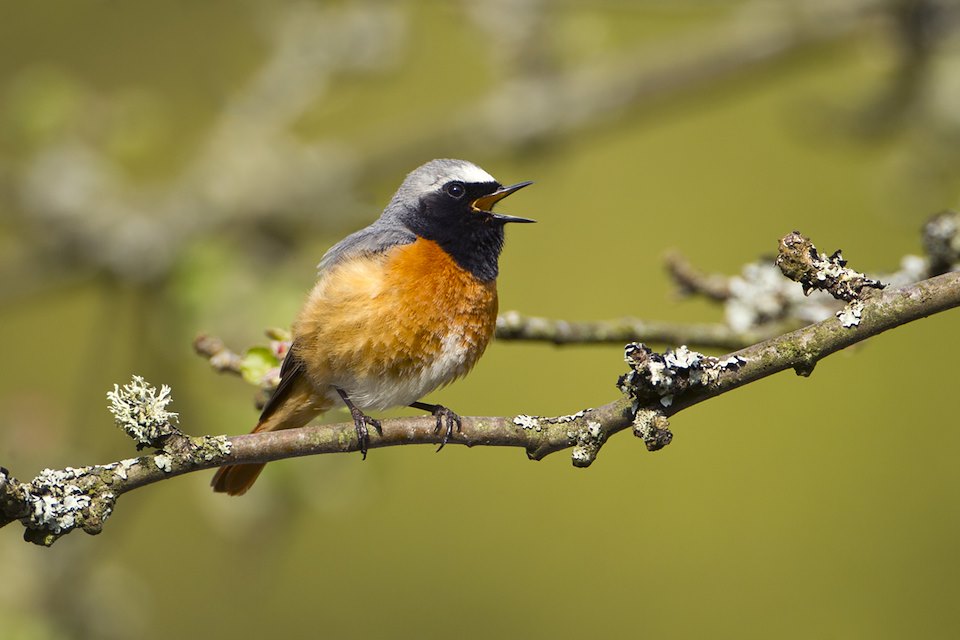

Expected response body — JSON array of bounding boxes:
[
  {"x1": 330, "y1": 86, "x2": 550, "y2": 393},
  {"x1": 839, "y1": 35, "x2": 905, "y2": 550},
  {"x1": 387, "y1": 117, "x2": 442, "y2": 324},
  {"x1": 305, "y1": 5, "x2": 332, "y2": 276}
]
[{"x1": 471, "y1": 181, "x2": 535, "y2": 223}]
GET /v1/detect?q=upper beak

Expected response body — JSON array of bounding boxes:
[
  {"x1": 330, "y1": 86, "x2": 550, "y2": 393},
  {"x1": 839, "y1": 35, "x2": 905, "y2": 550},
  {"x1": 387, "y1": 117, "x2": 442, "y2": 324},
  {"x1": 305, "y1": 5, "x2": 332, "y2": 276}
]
[{"x1": 471, "y1": 181, "x2": 536, "y2": 223}]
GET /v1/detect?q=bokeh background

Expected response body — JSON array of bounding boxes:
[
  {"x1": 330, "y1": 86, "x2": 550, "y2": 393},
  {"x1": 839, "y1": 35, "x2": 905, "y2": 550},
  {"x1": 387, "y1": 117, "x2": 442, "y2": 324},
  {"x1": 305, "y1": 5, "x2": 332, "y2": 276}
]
[{"x1": 2, "y1": 1, "x2": 960, "y2": 638}]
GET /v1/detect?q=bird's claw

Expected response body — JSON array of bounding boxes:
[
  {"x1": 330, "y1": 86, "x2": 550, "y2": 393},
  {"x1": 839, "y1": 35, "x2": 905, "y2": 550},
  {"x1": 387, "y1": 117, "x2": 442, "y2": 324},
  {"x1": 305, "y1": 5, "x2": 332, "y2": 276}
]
[
  {"x1": 348, "y1": 407, "x2": 382, "y2": 460},
  {"x1": 431, "y1": 405, "x2": 462, "y2": 452}
]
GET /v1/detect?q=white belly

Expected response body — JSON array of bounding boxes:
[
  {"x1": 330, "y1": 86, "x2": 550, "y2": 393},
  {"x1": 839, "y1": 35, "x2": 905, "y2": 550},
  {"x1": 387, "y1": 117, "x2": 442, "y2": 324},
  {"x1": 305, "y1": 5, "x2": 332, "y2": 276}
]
[{"x1": 328, "y1": 332, "x2": 473, "y2": 411}]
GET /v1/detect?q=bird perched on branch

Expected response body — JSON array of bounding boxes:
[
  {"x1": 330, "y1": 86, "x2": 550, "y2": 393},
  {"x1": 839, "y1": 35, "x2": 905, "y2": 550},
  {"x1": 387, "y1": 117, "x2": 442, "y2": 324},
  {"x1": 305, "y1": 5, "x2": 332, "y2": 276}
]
[{"x1": 212, "y1": 159, "x2": 534, "y2": 495}]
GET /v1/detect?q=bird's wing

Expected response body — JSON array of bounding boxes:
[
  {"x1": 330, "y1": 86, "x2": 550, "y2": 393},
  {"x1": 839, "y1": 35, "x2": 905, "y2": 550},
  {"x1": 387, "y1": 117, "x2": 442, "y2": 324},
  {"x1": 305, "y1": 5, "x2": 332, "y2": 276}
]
[
  {"x1": 316, "y1": 221, "x2": 416, "y2": 275},
  {"x1": 258, "y1": 346, "x2": 307, "y2": 424}
]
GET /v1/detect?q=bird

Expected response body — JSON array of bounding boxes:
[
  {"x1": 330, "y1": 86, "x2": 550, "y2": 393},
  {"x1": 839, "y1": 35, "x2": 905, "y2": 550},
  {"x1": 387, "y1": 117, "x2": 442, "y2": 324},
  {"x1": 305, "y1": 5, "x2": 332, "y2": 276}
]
[{"x1": 212, "y1": 159, "x2": 534, "y2": 495}]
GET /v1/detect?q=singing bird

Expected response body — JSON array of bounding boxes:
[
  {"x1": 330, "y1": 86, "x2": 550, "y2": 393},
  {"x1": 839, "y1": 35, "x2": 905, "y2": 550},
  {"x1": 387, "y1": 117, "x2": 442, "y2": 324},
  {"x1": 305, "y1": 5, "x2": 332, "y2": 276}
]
[{"x1": 212, "y1": 159, "x2": 534, "y2": 495}]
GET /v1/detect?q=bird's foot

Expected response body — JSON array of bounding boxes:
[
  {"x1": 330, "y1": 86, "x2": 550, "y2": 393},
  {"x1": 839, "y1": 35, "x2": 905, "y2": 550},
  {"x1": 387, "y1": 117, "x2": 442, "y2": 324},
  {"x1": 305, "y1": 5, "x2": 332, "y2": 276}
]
[
  {"x1": 431, "y1": 405, "x2": 462, "y2": 451},
  {"x1": 348, "y1": 406, "x2": 381, "y2": 460},
  {"x1": 409, "y1": 401, "x2": 462, "y2": 451},
  {"x1": 337, "y1": 388, "x2": 381, "y2": 460}
]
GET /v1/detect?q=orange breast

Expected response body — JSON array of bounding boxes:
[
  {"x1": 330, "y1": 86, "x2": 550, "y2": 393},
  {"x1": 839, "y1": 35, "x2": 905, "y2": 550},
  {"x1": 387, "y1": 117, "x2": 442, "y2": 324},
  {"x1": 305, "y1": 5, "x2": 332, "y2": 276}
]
[{"x1": 292, "y1": 238, "x2": 498, "y2": 409}]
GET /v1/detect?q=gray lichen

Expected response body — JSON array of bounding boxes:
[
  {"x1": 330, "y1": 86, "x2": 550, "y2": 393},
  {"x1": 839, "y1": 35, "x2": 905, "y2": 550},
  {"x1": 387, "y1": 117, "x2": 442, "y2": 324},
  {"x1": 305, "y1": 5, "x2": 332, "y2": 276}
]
[
  {"x1": 512, "y1": 409, "x2": 599, "y2": 465},
  {"x1": 616, "y1": 343, "x2": 742, "y2": 452},
  {"x1": 836, "y1": 299, "x2": 865, "y2": 328},
  {"x1": 632, "y1": 408, "x2": 673, "y2": 452},
  {"x1": 775, "y1": 232, "x2": 888, "y2": 331},
  {"x1": 15, "y1": 465, "x2": 122, "y2": 546},
  {"x1": 107, "y1": 375, "x2": 181, "y2": 449},
  {"x1": 618, "y1": 343, "x2": 745, "y2": 406},
  {"x1": 113, "y1": 458, "x2": 139, "y2": 481},
  {"x1": 776, "y1": 231, "x2": 885, "y2": 302},
  {"x1": 153, "y1": 454, "x2": 173, "y2": 473},
  {"x1": 153, "y1": 435, "x2": 233, "y2": 472},
  {"x1": 27, "y1": 468, "x2": 93, "y2": 534},
  {"x1": 192, "y1": 435, "x2": 233, "y2": 461},
  {"x1": 513, "y1": 414, "x2": 542, "y2": 432},
  {"x1": 513, "y1": 409, "x2": 591, "y2": 434},
  {"x1": 569, "y1": 420, "x2": 605, "y2": 468},
  {"x1": 551, "y1": 409, "x2": 588, "y2": 423}
]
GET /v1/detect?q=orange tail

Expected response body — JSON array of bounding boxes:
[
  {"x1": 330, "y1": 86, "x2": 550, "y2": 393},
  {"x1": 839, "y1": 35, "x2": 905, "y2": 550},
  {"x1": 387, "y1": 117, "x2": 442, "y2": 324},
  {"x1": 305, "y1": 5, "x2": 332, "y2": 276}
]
[
  {"x1": 212, "y1": 375, "x2": 327, "y2": 496},
  {"x1": 211, "y1": 460, "x2": 268, "y2": 497}
]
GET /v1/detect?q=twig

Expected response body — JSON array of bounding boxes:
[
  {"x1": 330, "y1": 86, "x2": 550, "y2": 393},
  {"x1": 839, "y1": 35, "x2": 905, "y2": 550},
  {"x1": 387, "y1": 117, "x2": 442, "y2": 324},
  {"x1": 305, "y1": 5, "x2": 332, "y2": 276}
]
[
  {"x1": 494, "y1": 311, "x2": 794, "y2": 350},
  {"x1": 776, "y1": 231, "x2": 887, "y2": 329},
  {"x1": 664, "y1": 251, "x2": 732, "y2": 301},
  {"x1": 922, "y1": 209, "x2": 960, "y2": 277},
  {"x1": 776, "y1": 231, "x2": 886, "y2": 301},
  {"x1": 193, "y1": 335, "x2": 243, "y2": 376}
]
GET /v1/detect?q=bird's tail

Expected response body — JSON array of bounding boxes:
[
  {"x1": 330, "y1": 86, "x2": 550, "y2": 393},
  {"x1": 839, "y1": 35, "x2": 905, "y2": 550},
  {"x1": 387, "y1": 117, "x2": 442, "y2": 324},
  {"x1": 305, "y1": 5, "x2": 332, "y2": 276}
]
[
  {"x1": 210, "y1": 458, "x2": 268, "y2": 497},
  {"x1": 212, "y1": 376, "x2": 327, "y2": 496}
]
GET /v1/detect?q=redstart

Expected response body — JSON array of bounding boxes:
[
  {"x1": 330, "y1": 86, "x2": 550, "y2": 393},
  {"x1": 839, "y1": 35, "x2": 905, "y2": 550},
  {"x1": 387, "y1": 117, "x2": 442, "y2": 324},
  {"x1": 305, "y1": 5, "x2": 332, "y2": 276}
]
[{"x1": 212, "y1": 159, "x2": 533, "y2": 495}]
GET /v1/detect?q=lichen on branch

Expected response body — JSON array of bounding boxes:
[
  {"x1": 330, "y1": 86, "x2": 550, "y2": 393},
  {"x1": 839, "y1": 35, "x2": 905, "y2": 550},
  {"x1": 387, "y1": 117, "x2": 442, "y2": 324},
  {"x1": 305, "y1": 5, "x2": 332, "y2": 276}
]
[
  {"x1": 107, "y1": 375, "x2": 181, "y2": 449},
  {"x1": 776, "y1": 231, "x2": 886, "y2": 301}
]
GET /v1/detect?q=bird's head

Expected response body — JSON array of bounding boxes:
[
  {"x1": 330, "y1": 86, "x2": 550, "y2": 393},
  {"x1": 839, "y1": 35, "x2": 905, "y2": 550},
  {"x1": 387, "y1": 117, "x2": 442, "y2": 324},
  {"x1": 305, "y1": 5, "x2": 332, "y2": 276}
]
[
  {"x1": 388, "y1": 158, "x2": 534, "y2": 230},
  {"x1": 384, "y1": 159, "x2": 534, "y2": 281}
]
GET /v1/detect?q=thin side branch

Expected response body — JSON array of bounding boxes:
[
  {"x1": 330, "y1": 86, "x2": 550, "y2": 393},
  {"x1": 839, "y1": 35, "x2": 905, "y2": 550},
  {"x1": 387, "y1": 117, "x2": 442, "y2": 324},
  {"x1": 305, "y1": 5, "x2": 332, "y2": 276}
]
[
  {"x1": 923, "y1": 209, "x2": 960, "y2": 277},
  {"x1": 664, "y1": 251, "x2": 732, "y2": 301},
  {"x1": 776, "y1": 231, "x2": 886, "y2": 301},
  {"x1": 192, "y1": 335, "x2": 243, "y2": 376},
  {"x1": 493, "y1": 311, "x2": 794, "y2": 350}
]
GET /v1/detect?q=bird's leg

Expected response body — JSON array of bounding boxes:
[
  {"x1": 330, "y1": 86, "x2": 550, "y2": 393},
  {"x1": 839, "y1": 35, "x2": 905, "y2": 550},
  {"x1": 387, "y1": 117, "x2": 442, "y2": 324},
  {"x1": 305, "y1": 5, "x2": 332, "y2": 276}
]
[
  {"x1": 410, "y1": 401, "x2": 462, "y2": 452},
  {"x1": 336, "y1": 388, "x2": 381, "y2": 460}
]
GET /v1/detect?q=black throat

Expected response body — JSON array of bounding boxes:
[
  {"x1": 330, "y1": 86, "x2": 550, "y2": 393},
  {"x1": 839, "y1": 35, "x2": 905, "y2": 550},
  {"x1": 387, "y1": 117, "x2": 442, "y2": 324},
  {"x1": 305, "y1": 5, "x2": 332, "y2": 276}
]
[
  {"x1": 403, "y1": 184, "x2": 508, "y2": 282},
  {"x1": 430, "y1": 222, "x2": 505, "y2": 283}
]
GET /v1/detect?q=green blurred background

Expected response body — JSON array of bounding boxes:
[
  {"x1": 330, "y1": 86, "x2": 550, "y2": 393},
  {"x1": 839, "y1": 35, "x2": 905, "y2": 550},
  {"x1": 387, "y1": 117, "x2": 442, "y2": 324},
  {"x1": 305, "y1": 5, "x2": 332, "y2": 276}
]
[{"x1": 2, "y1": 1, "x2": 960, "y2": 638}]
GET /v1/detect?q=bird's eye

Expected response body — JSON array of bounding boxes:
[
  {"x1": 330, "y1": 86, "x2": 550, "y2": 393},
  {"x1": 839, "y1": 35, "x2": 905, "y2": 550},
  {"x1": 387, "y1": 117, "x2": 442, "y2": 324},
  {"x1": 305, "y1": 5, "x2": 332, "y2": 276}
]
[{"x1": 444, "y1": 181, "x2": 466, "y2": 199}]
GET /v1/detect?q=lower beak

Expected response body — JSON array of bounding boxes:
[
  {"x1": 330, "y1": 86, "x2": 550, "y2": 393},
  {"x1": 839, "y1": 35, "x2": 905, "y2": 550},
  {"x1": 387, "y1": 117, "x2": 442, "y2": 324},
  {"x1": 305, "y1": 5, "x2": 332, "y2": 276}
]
[{"x1": 471, "y1": 181, "x2": 536, "y2": 223}]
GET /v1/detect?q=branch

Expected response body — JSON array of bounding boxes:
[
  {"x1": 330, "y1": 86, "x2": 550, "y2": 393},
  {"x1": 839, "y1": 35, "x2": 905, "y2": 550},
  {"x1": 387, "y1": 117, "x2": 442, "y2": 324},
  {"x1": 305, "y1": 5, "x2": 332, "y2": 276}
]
[
  {"x1": 3, "y1": 232, "x2": 959, "y2": 546},
  {"x1": 775, "y1": 231, "x2": 886, "y2": 301},
  {"x1": 923, "y1": 209, "x2": 960, "y2": 277},
  {"x1": 194, "y1": 318, "x2": 796, "y2": 380},
  {"x1": 493, "y1": 311, "x2": 794, "y2": 350},
  {"x1": 664, "y1": 251, "x2": 732, "y2": 301}
]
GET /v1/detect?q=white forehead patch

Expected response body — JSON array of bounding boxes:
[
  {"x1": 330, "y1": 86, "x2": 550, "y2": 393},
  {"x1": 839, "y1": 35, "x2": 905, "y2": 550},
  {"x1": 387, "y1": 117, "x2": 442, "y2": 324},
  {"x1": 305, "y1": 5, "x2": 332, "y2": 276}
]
[
  {"x1": 447, "y1": 162, "x2": 496, "y2": 185},
  {"x1": 400, "y1": 159, "x2": 498, "y2": 196}
]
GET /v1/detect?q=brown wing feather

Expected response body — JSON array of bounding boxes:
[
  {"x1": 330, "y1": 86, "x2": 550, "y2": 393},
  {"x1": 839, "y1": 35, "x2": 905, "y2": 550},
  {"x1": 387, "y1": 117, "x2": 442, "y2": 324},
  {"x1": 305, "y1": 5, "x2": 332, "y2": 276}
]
[{"x1": 259, "y1": 345, "x2": 307, "y2": 423}]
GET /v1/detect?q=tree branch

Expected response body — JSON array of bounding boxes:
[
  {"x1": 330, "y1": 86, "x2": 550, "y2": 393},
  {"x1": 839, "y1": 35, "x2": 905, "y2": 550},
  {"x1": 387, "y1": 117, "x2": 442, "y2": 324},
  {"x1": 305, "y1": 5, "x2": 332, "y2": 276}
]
[
  {"x1": 664, "y1": 251, "x2": 732, "y2": 301},
  {"x1": 493, "y1": 311, "x2": 796, "y2": 350},
  {"x1": 3, "y1": 232, "x2": 959, "y2": 546}
]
